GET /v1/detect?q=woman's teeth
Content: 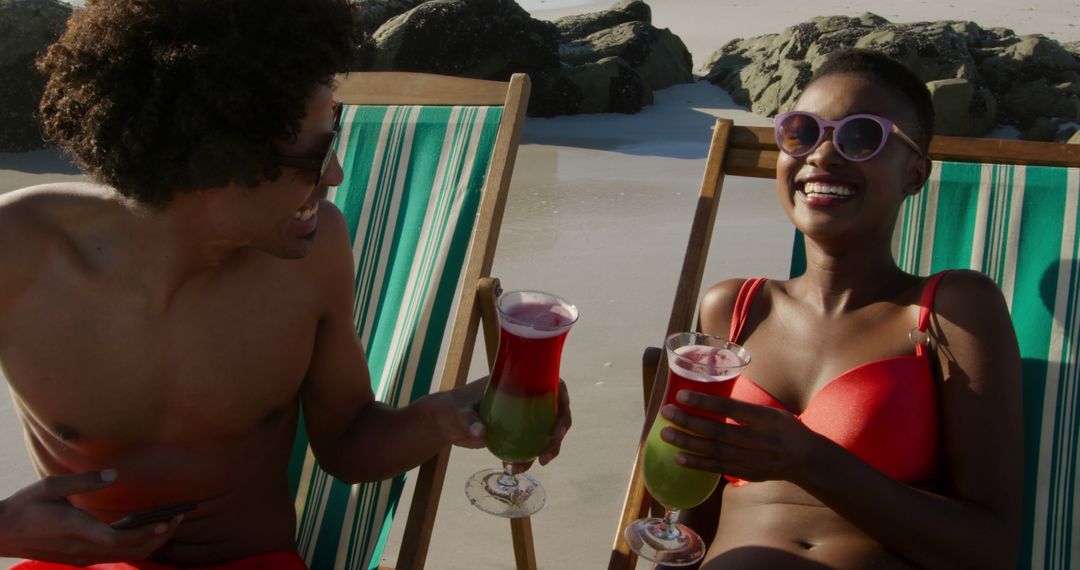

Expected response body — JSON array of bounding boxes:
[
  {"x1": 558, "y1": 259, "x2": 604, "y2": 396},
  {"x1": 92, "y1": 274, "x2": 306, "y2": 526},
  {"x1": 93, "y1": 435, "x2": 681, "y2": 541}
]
[
  {"x1": 802, "y1": 182, "x2": 855, "y2": 197},
  {"x1": 293, "y1": 203, "x2": 318, "y2": 222}
]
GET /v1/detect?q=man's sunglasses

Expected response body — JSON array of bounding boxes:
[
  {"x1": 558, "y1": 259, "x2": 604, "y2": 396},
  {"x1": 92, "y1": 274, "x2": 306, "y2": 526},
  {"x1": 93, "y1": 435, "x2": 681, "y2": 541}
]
[
  {"x1": 278, "y1": 101, "x2": 343, "y2": 186},
  {"x1": 774, "y1": 111, "x2": 924, "y2": 162}
]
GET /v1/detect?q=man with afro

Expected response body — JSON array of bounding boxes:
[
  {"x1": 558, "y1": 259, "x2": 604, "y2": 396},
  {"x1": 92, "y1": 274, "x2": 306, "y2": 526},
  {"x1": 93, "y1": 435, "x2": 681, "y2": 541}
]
[{"x1": 0, "y1": 0, "x2": 569, "y2": 565}]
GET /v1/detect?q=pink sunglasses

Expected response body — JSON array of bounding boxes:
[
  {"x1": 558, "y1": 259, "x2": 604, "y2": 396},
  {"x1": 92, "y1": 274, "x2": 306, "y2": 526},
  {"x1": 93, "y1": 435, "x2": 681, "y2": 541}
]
[{"x1": 774, "y1": 111, "x2": 924, "y2": 162}]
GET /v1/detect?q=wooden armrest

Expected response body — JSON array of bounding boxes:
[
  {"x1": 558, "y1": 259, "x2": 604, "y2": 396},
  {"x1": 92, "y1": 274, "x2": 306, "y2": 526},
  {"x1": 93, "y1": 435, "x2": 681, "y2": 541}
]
[{"x1": 642, "y1": 346, "x2": 662, "y2": 410}]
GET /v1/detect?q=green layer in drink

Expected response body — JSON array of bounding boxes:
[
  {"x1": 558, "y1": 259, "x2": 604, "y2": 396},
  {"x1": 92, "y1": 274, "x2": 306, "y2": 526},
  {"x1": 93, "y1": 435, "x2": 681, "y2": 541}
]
[
  {"x1": 479, "y1": 389, "x2": 557, "y2": 463},
  {"x1": 642, "y1": 417, "x2": 721, "y2": 510}
]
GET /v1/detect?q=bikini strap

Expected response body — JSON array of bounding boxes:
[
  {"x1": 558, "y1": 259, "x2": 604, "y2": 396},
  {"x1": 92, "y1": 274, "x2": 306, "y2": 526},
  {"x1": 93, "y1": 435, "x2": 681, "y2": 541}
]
[
  {"x1": 729, "y1": 278, "x2": 767, "y2": 342},
  {"x1": 913, "y1": 271, "x2": 951, "y2": 356}
]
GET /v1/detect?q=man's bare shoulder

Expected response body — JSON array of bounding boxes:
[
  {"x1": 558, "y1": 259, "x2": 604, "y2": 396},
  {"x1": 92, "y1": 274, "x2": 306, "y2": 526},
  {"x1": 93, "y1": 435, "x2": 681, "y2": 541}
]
[
  {"x1": 296, "y1": 200, "x2": 354, "y2": 296},
  {"x1": 0, "y1": 182, "x2": 118, "y2": 221},
  {"x1": 0, "y1": 183, "x2": 117, "y2": 302}
]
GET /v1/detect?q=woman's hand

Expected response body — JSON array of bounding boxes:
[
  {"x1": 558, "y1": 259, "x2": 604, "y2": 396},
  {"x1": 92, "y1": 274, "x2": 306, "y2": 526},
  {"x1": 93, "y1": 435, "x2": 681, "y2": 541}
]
[{"x1": 659, "y1": 390, "x2": 824, "y2": 484}]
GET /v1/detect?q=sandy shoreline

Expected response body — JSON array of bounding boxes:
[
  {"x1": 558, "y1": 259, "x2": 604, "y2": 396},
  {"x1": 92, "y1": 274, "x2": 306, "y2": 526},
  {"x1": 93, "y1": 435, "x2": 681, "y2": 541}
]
[{"x1": 2, "y1": 1, "x2": 1078, "y2": 568}]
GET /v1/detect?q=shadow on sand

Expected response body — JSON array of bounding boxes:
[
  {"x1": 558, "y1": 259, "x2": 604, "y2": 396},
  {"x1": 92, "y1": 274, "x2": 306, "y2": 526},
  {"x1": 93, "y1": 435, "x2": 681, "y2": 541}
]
[{"x1": 521, "y1": 80, "x2": 761, "y2": 160}]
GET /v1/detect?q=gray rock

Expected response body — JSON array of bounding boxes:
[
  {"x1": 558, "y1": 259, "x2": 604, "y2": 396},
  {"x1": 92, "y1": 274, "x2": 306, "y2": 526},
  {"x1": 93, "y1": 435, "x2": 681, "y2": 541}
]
[
  {"x1": 926, "y1": 78, "x2": 997, "y2": 136},
  {"x1": 559, "y1": 21, "x2": 692, "y2": 91},
  {"x1": 530, "y1": 56, "x2": 651, "y2": 116},
  {"x1": 980, "y1": 35, "x2": 1080, "y2": 89},
  {"x1": 1064, "y1": 41, "x2": 1080, "y2": 62},
  {"x1": 0, "y1": 0, "x2": 72, "y2": 152},
  {"x1": 701, "y1": 13, "x2": 1079, "y2": 133},
  {"x1": 1000, "y1": 78, "x2": 1080, "y2": 127},
  {"x1": 553, "y1": 0, "x2": 650, "y2": 41},
  {"x1": 354, "y1": 0, "x2": 427, "y2": 36},
  {"x1": 351, "y1": 0, "x2": 428, "y2": 68},
  {"x1": 1019, "y1": 116, "x2": 1059, "y2": 141},
  {"x1": 371, "y1": 0, "x2": 559, "y2": 78}
]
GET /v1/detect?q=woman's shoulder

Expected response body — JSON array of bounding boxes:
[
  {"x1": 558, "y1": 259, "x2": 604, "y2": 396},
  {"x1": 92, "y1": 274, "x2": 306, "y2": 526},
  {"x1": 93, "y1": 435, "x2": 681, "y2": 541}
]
[
  {"x1": 932, "y1": 269, "x2": 1007, "y2": 310},
  {"x1": 700, "y1": 278, "x2": 771, "y2": 336},
  {"x1": 928, "y1": 270, "x2": 1014, "y2": 340}
]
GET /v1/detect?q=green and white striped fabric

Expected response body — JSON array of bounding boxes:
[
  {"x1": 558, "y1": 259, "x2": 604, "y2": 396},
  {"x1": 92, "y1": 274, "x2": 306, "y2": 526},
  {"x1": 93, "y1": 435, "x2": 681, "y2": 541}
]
[
  {"x1": 792, "y1": 161, "x2": 1079, "y2": 569},
  {"x1": 287, "y1": 104, "x2": 504, "y2": 570}
]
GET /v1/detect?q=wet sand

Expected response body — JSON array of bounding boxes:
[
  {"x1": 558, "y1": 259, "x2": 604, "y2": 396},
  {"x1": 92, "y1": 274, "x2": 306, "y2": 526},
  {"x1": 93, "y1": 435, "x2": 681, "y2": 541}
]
[{"x1": 2, "y1": 1, "x2": 1078, "y2": 567}]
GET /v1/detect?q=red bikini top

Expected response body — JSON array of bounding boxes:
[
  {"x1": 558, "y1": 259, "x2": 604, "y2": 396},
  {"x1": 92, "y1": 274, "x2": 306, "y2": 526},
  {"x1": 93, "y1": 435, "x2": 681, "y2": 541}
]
[{"x1": 724, "y1": 273, "x2": 946, "y2": 486}]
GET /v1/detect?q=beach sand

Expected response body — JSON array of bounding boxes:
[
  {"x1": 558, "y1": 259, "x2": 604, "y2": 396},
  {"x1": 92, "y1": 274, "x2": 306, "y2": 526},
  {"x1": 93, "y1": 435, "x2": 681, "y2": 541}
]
[{"x1": 1, "y1": 0, "x2": 1077, "y2": 567}]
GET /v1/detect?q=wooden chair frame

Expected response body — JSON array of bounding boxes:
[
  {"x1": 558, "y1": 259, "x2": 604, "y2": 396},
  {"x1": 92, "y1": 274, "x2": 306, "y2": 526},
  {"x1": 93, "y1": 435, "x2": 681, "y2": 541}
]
[
  {"x1": 332, "y1": 72, "x2": 535, "y2": 570},
  {"x1": 607, "y1": 117, "x2": 1080, "y2": 569}
]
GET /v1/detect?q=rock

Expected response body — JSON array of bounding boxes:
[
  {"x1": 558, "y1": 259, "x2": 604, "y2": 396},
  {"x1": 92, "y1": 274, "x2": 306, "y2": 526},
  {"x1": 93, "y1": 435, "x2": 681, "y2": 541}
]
[
  {"x1": 980, "y1": 35, "x2": 1080, "y2": 88},
  {"x1": 704, "y1": 37, "x2": 811, "y2": 115},
  {"x1": 1068, "y1": 129, "x2": 1080, "y2": 144},
  {"x1": 1064, "y1": 41, "x2": 1080, "y2": 62},
  {"x1": 530, "y1": 56, "x2": 651, "y2": 116},
  {"x1": 370, "y1": 0, "x2": 559, "y2": 78},
  {"x1": 1000, "y1": 78, "x2": 1080, "y2": 128},
  {"x1": 354, "y1": 0, "x2": 427, "y2": 36},
  {"x1": 926, "y1": 78, "x2": 997, "y2": 137},
  {"x1": 701, "y1": 14, "x2": 1079, "y2": 133},
  {"x1": 559, "y1": 21, "x2": 692, "y2": 91},
  {"x1": 553, "y1": 0, "x2": 650, "y2": 41},
  {"x1": 358, "y1": 0, "x2": 691, "y2": 116},
  {"x1": 0, "y1": 0, "x2": 72, "y2": 152},
  {"x1": 1019, "y1": 116, "x2": 1058, "y2": 141}
]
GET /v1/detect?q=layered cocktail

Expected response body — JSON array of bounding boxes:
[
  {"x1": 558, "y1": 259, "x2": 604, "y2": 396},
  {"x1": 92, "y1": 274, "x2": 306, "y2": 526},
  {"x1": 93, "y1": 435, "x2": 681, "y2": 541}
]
[
  {"x1": 625, "y1": 332, "x2": 749, "y2": 565},
  {"x1": 466, "y1": 290, "x2": 577, "y2": 518}
]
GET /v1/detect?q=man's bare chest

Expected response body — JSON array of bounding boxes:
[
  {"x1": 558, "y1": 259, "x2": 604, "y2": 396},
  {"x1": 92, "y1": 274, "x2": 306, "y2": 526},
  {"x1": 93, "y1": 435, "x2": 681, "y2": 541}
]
[{"x1": 1, "y1": 270, "x2": 321, "y2": 446}]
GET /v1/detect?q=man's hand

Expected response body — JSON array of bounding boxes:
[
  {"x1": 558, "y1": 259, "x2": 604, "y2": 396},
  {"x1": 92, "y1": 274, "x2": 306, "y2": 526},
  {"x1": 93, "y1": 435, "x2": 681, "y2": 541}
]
[
  {"x1": 423, "y1": 378, "x2": 489, "y2": 450},
  {"x1": 537, "y1": 379, "x2": 571, "y2": 467},
  {"x1": 0, "y1": 470, "x2": 183, "y2": 564},
  {"x1": 425, "y1": 378, "x2": 572, "y2": 473}
]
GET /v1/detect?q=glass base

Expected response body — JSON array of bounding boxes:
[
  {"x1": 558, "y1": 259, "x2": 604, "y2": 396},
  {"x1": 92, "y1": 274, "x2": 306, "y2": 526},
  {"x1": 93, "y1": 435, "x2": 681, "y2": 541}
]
[
  {"x1": 465, "y1": 467, "x2": 545, "y2": 518},
  {"x1": 623, "y1": 517, "x2": 706, "y2": 566}
]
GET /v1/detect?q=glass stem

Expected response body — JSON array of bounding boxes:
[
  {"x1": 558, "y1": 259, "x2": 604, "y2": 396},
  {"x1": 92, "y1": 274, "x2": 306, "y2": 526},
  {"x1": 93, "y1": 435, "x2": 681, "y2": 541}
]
[
  {"x1": 498, "y1": 461, "x2": 518, "y2": 489},
  {"x1": 658, "y1": 509, "x2": 683, "y2": 541}
]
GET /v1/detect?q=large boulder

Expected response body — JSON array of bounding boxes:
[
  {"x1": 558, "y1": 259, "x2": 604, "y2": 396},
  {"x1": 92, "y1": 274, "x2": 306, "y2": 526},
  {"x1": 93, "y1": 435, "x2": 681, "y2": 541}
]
[
  {"x1": 926, "y1": 78, "x2": 996, "y2": 137},
  {"x1": 701, "y1": 13, "x2": 1080, "y2": 141},
  {"x1": 0, "y1": 0, "x2": 72, "y2": 152},
  {"x1": 370, "y1": 0, "x2": 560, "y2": 78},
  {"x1": 354, "y1": 0, "x2": 427, "y2": 36},
  {"x1": 559, "y1": 21, "x2": 693, "y2": 91},
  {"x1": 552, "y1": 0, "x2": 650, "y2": 41},
  {"x1": 530, "y1": 56, "x2": 651, "y2": 116},
  {"x1": 351, "y1": 0, "x2": 428, "y2": 67},
  {"x1": 980, "y1": 35, "x2": 1080, "y2": 131},
  {"x1": 364, "y1": 0, "x2": 688, "y2": 116}
]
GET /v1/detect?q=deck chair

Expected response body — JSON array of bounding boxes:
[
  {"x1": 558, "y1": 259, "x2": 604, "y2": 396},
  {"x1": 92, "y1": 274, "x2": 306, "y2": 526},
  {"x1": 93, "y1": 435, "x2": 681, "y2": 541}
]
[
  {"x1": 287, "y1": 72, "x2": 535, "y2": 570},
  {"x1": 608, "y1": 118, "x2": 1080, "y2": 570}
]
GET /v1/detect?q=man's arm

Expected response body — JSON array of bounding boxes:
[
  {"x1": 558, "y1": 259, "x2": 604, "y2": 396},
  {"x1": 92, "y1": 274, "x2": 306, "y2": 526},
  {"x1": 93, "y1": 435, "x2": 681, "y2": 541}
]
[{"x1": 297, "y1": 204, "x2": 486, "y2": 483}]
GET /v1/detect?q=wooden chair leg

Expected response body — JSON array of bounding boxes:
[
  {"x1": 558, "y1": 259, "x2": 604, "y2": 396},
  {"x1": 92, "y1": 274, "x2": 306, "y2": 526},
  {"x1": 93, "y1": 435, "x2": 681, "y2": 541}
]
[{"x1": 478, "y1": 277, "x2": 538, "y2": 570}]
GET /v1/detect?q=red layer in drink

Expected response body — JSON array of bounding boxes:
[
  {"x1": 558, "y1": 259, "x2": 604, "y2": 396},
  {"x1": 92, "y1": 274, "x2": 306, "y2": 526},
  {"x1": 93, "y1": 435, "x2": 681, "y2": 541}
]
[
  {"x1": 488, "y1": 301, "x2": 572, "y2": 397},
  {"x1": 665, "y1": 346, "x2": 744, "y2": 421}
]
